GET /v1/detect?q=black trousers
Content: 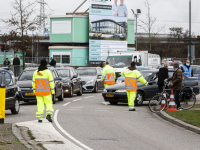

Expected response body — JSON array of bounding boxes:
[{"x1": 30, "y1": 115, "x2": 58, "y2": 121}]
[
  {"x1": 14, "y1": 66, "x2": 19, "y2": 77},
  {"x1": 174, "y1": 90, "x2": 181, "y2": 109},
  {"x1": 158, "y1": 85, "x2": 163, "y2": 93}
]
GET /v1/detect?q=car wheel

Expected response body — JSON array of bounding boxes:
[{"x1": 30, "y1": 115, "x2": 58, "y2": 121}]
[
  {"x1": 77, "y1": 84, "x2": 83, "y2": 96},
  {"x1": 93, "y1": 82, "x2": 98, "y2": 93},
  {"x1": 58, "y1": 89, "x2": 64, "y2": 101},
  {"x1": 52, "y1": 94, "x2": 56, "y2": 104},
  {"x1": 11, "y1": 98, "x2": 20, "y2": 114},
  {"x1": 67, "y1": 86, "x2": 73, "y2": 97},
  {"x1": 109, "y1": 101, "x2": 118, "y2": 105},
  {"x1": 135, "y1": 91, "x2": 143, "y2": 106}
]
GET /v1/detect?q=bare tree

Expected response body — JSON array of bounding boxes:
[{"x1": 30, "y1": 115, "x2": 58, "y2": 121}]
[
  {"x1": 1, "y1": 0, "x2": 38, "y2": 69},
  {"x1": 139, "y1": 0, "x2": 165, "y2": 51}
]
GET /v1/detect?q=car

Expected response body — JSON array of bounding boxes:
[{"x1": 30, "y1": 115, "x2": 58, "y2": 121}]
[
  {"x1": 93, "y1": 31, "x2": 102, "y2": 37},
  {"x1": 112, "y1": 33, "x2": 120, "y2": 38},
  {"x1": 170, "y1": 61, "x2": 183, "y2": 66},
  {"x1": 120, "y1": 33, "x2": 127, "y2": 38},
  {"x1": 16, "y1": 67, "x2": 64, "y2": 104},
  {"x1": 76, "y1": 67, "x2": 104, "y2": 93},
  {"x1": 102, "y1": 69, "x2": 200, "y2": 105},
  {"x1": 191, "y1": 65, "x2": 200, "y2": 77},
  {"x1": 0, "y1": 68, "x2": 20, "y2": 114},
  {"x1": 55, "y1": 67, "x2": 82, "y2": 97}
]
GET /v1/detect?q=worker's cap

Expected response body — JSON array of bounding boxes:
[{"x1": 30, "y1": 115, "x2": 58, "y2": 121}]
[
  {"x1": 40, "y1": 59, "x2": 47, "y2": 66},
  {"x1": 173, "y1": 63, "x2": 179, "y2": 68}
]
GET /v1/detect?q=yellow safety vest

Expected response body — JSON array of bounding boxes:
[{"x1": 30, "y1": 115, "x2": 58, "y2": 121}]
[{"x1": 101, "y1": 65, "x2": 116, "y2": 85}]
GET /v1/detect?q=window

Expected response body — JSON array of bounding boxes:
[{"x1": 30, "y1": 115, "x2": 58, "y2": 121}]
[
  {"x1": 52, "y1": 71, "x2": 57, "y2": 78},
  {"x1": 168, "y1": 72, "x2": 174, "y2": 78},
  {"x1": 62, "y1": 55, "x2": 70, "y2": 64},
  {"x1": 57, "y1": 69, "x2": 70, "y2": 77},
  {"x1": 19, "y1": 71, "x2": 34, "y2": 81},
  {"x1": 53, "y1": 55, "x2": 61, "y2": 63},
  {"x1": 70, "y1": 70, "x2": 74, "y2": 78},
  {"x1": 97, "y1": 68, "x2": 101, "y2": 75},
  {"x1": 151, "y1": 73, "x2": 159, "y2": 82}
]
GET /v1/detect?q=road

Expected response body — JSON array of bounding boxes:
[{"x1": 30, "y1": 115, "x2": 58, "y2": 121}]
[{"x1": 5, "y1": 92, "x2": 200, "y2": 150}]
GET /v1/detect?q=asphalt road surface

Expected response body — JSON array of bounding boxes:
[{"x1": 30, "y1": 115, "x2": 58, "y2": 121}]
[{"x1": 5, "y1": 92, "x2": 200, "y2": 150}]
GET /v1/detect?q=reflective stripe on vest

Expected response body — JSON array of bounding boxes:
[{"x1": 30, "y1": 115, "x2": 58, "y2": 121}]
[
  {"x1": 125, "y1": 77, "x2": 138, "y2": 91},
  {"x1": 35, "y1": 78, "x2": 51, "y2": 96},
  {"x1": 182, "y1": 66, "x2": 192, "y2": 77},
  {"x1": 104, "y1": 73, "x2": 115, "y2": 85}
]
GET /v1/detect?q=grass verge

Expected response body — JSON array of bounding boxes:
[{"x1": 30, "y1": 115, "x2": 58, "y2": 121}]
[
  {"x1": 27, "y1": 130, "x2": 35, "y2": 140},
  {"x1": 166, "y1": 110, "x2": 200, "y2": 128}
]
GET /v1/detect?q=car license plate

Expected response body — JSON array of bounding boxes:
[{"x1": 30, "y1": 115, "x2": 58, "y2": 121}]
[
  {"x1": 25, "y1": 93, "x2": 35, "y2": 96},
  {"x1": 106, "y1": 94, "x2": 114, "y2": 97}
]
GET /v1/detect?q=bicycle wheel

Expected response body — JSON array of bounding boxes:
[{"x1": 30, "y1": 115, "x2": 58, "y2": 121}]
[
  {"x1": 180, "y1": 93, "x2": 196, "y2": 110},
  {"x1": 149, "y1": 95, "x2": 167, "y2": 113}
]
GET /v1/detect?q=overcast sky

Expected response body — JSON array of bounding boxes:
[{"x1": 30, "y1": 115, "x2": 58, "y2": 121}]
[{"x1": 0, "y1": 0, "x2": 200, "y2": 35}]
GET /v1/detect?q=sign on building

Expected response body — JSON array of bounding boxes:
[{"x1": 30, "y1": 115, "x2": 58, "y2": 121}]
[{"x1": 89, "y1": 0, "x2": 128, "y2": 64}]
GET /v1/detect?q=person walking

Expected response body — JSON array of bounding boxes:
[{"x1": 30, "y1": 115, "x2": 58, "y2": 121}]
[
  {"x1": 49, "y1": 57, "x2": 56, "y2": 67},
  {"x1": 101, "y1": 62, "x2": 116, "y2": 88},
  {"x1": 13, "y1": 55, "x2": 20, "y2": 76},
  {"x1": 121, "y1": 62, "x2": 148, "y2": 111},
  {"x1": 4, "y1": 58, "x2": 11, "y2": 67},
  {"x1": 181, "y1": 60, "x2": 193, "y2": 77},
  {"x1": 32, "y1": 59, "x2": 55, "y2": 123},
  {"x1": 157, "y1": 61, "x2": 169, "y2": 92},
  {"x1": 167, "y1": 63, "x2": 183, "y2": 110}
]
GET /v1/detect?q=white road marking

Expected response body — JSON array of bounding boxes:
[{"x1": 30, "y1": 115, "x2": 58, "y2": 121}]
[
  {"x1": 63, "y1": 102, "x2": 71, "y2": 107},
  {"x1": 73, "y1": 99, "x2": 82, "y2": 102},
  {"x1": 84, "y1": 96, "x2": 94, "y2": 98},
  {"x1": 96, "y1": 108, "x2": 110, "y2": 109},
  {"x1": 95, "y1": 110, "x2": 109, "y2": 112},
  {"x1": 70, "y1": 107, "x2": 84, "y2": 109},
  {"x1": 54, "y1": 110, "x2": 93, "y2": 150},
  {"x1": 67, "y1": 109, "x2": 81, "y2": 111},
  {"x1": 102, "y1": 102, "x2": 109, "y2": 105}
]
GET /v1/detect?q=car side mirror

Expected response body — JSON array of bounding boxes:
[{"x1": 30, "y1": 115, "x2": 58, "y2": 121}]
[
  {"x1": 72, "y1": 75, "x2": 77, "y2": 79},
  {"x1": 54, "y1": 77, "x2": 62, "y2": 81},
  {"x1": 98, "y1": 75, "x2": 102, "y2": 79}
]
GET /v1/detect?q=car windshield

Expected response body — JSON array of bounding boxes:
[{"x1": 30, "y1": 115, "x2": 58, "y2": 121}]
[
  {"x1": 107, "y1": 56, "x2": 132, "y2": 67},
  {"x1": 140, "y1": 72, "x2": 153, "y2": 80},
  {"x1": 19, "y1": 71, "x2": 35, "y2": 81},
  {"x1": 57, "y1": 69, "x2": 70, "y2": 77},
  {"x1": 77, "y1": 69, "x2": 97, "y2": 76},
  {"x1": 193, "y1": 67, "x2": 200, "y2": 74}
]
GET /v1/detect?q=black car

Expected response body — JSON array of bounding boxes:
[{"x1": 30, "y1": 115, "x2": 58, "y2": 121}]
[
  {"x1": 17, "y1": 67, "x2": 64, "y2": 104},
  {"x1": 102, "y1": 69, "x2": 200, "y2": 105},
  {"x1": 0, "y1": 68, "x2": 20, "y2": 114},
  {"x1": 55, "y1": 67, "x2": 82, "y2": 97},
  {"x1": 77, "y1": 67, "x2": 104, "y2": 92}
]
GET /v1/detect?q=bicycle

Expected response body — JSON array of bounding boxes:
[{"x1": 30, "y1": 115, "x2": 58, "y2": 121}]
[{"x1": 149, "y1": 81, "x2": 196, "y2": 113}]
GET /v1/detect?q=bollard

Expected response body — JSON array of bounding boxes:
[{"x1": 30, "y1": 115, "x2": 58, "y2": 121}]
[{"x1": 0, "y1": 88, "x2": 6, "y2": 124}]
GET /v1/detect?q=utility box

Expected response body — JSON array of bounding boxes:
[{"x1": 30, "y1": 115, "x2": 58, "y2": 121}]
[{"x1": 50, "y1": 15, "x2": 89, "y2": 43}]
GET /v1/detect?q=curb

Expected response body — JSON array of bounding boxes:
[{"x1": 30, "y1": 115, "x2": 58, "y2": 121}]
[
  {"x1": 158, "y1": 111, "x2": 200, "y2": 134},
  {"x1": 12, "y1": 124, "x2": 35, "y2": 150}
]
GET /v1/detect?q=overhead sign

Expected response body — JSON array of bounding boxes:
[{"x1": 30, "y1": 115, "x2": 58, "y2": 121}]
[{"x1": 89, "y1": 0, "x2": 128, "y2": 63}]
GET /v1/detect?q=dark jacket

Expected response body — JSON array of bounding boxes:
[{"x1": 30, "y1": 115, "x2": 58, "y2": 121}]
[
  {"x1": 168, "y1": 69, "x2": 183, "y2": 91},
  {"x1": 49, "y1": 59, "x2": 56, "y2": 66},
  {"x1": 181, "y1": 64, "x2": 193, "y2": 77},
  {"x1": 157, "y1": 67, "x2": 169, "y2": 86},
  {"x1": 13, "y1": 57, "x2": 20, "y2": 65},
  {"x1": 4, "y1": 61, "x2": 10, "y2": 66}
]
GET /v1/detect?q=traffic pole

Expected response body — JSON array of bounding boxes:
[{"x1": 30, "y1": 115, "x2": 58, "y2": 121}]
[{"x1": 0, "y1": 88, "x2": 6, "y2": 124}]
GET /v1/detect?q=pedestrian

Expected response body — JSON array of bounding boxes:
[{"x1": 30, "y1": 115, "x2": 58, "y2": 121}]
[
  {"x1": 49, "y1": 57, "x2": 56, "y2": 67},
  {"x1": 32, "y1": 59, "x2": 55, "y2": 123},
  {"x1": 121, "y1": 62, "x2": 148, "y2": 111},
  {"x1": 101, "y1": 62, "x2": 116, "y2": 88},
  {"x1": 157, "y1": 61, "x2": 169, "y2": 93},
  {"x1": 173, "y1": 57, "x2": 176, "y2": 62},
  {"x1": 181, "y1": 59, "x2": 193, "y2": 77},
  {"x1": 4, "y1": 58, "x2": 11, "y2": 67},
  {"x1": 13, "y1": 55, "x2": 20, "y2": 77},
  {"x1": 167, "y1": 63, "x2": 183, "y2": 110}
]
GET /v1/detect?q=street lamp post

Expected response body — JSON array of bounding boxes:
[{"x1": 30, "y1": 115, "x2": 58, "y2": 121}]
[
  {"x1": 131, "y1": 9, "x2": 141, "y2": 51},
  {"x1": 189, "y1": 0, "x2": 192, "y2": 63}
]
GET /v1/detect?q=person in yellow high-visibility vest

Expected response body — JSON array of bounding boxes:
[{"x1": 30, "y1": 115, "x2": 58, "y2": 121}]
[
  {"x1": 32, "y1": 59, "x2": 55, "y2": 123},
  {"x1": 101, "y1": 62, "x2": 116, "y2": 88},
  {"x1": 121, "y1": 62, "x2": 148, "y2": 111}
]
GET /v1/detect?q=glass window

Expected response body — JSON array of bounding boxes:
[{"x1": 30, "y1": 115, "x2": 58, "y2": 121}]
[
  {"x1": 193, "y1": 67, "x2": 200, "y2": 74},
  {"x1": 151, "y1": 73, "x2": 159, "y2": 82},
  {"x1": 62, "y1": 55, "x2": 70, "y2": 64},
  {"x1": 140, "y1": 72, "x2": 153, "y2": 80},
  {"x1": 52, "y1": 71, "x2": 57, "y2": 78},
  {"x1": 70, "y1": 69, "x2": 74, "y2": 78},
  {"x1": 53, "y1": 55, "x2": 61, "y2": 63},
  {"x1": 19, "y1": 71, "x2": 34, "y2": 81},
  {"x1": 97, "y1": 68, "x2": 101, "y2": 75},
  {"x1": 77, "y1": 69, "x2": 97, "y2": 76},
  {"x1": 57, "y1": 69, "x2": 70, "y2": 77},
  {"x1": 107, "y1": 56, "x2": 132, "y2": 67},
  {"x1": 168, "y1": 72, "x2": 174, "y2": 78}
]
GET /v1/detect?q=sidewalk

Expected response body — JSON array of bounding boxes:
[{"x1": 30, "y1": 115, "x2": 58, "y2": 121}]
[
  {"x1": 0, "y1": 124, "x2": 27, "y2": 150},
  {"x1": 14, "y1": 120, "x2": 83, "y2": 150}
]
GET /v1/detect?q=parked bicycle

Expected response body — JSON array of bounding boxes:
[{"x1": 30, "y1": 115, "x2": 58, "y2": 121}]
[{"x1": 149, "y1": 80, "x2": 196, "y2": 113}]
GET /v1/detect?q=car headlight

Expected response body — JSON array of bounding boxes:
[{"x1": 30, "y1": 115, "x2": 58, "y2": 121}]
[
  {"x1": 17, "y1": 87, "x2": 21, "y2": 92},
  {"x1": 116, "y1": 80, "x2": 123, "y2": 84},
  {"x1": 86, "y1": 80, "x2": 94, "y2": 85},
  {"x1": 116, "y1": 89, "x2": 126, "y2": 93},
  {"x1": 103, "y1": 89, "x2": 107, "y2": 92}
]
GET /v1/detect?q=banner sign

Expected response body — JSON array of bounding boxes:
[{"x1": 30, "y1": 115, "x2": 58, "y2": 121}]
[{"x1": 89, "y1": 0, "x2": 128, "y2": 63}]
